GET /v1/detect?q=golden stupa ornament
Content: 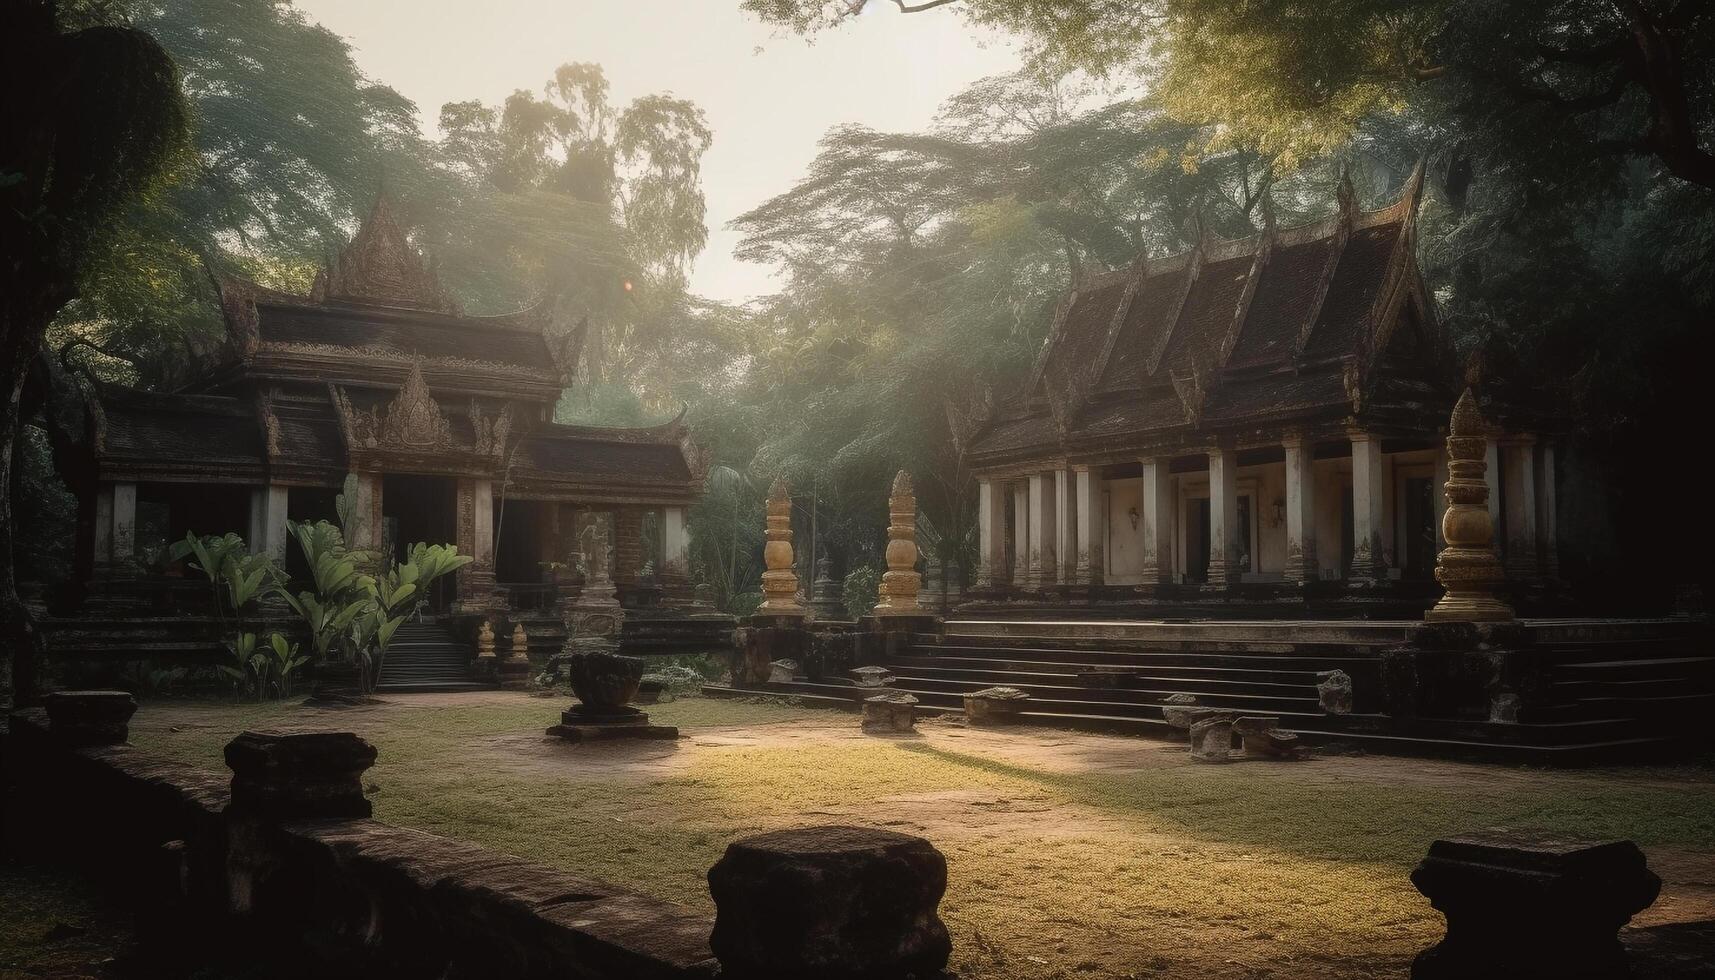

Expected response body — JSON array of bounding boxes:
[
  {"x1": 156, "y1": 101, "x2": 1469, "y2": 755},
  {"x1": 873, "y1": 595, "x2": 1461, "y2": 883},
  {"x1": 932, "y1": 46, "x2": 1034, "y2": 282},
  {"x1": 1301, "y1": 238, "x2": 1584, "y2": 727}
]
[
  {"x1": 1426, "y1": 389, "x2": 1515, "y2": 623},
  {"x1": 759, "y1": 476, "x2": 806, "y2": 618},
  {"x1": 874, "y1": 470, "x2": 923, "y2": 616}
]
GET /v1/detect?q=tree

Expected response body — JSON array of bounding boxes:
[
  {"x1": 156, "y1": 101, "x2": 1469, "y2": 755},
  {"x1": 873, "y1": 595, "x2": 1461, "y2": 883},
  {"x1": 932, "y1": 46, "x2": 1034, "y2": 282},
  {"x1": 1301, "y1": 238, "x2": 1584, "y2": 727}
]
[
  {"x1": 742, "y1": 0, "x2": 1715, "y2": 191},
  {"x1": 1, "y1": 0, "x2": 190, "y2": 701}
]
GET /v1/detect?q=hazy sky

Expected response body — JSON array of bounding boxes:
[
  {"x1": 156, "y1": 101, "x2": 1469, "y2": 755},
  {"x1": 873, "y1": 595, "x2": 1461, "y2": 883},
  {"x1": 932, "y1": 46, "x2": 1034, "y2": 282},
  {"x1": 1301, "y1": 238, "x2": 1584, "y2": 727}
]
[{"x1": 292, "y1": 1, "x2": 1021, "y2": 303}]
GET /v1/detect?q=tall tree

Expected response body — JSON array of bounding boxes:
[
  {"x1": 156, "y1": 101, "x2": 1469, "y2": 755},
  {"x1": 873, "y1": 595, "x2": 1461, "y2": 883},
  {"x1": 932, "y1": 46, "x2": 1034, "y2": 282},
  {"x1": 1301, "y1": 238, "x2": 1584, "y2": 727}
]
[{"x1": 1, "y1": 0, "x2": 190, "y2": 701}]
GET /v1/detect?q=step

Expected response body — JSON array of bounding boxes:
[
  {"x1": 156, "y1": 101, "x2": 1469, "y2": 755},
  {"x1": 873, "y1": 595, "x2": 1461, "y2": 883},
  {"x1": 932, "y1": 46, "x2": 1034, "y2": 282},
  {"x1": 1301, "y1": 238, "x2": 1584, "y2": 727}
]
[
  {"x1": 919, "y1": 642, "x2": 1381, "y2": 673},
  {"x1": 889, "y1": 654, "x2": 1322, "y2": 687},
  {"x1": 886, "y1": 667, "x2": 1318, "y2": 703}
]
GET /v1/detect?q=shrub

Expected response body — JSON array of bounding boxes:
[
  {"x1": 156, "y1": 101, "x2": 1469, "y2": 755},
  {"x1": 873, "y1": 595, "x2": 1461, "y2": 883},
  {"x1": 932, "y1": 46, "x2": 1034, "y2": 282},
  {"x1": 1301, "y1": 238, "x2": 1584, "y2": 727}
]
[{"x1": 842, "y1": 565, "x2": 881, "y2": 620}]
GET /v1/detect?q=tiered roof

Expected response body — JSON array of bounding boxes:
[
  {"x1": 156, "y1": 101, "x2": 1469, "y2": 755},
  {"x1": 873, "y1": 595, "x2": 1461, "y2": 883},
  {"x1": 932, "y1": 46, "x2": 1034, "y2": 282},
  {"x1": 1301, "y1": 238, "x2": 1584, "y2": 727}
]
[{"x1": 966, "y1": 165, "x2": 1455, "y2": 470}]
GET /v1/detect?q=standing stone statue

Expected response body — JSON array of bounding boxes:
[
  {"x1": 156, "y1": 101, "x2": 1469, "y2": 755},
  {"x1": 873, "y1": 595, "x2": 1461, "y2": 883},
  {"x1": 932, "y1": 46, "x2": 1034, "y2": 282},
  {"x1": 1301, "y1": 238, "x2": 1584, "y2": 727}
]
[
  {"x1": 759, "y1": 476, "x2": 806, "y2": 618},
  {"x1": 809, "y1": 554, "x2": 846, "y2": 621},
  {"x1": 873, "y1": 470, "x2": 923, "y2": 616},
  {"x1": 563, "y1": 522, "x2": 624, "y2": 656},
  {"x1": 1427, "y1": 389, "x2": 1515, "y2": 623}
]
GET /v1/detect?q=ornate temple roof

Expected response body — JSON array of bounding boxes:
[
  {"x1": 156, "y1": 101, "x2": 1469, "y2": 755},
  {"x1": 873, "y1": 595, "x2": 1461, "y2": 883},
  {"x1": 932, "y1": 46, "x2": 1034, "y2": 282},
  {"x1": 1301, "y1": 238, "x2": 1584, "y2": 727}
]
[
  {"x1": 213, "y1": 193, "x2": 574, "y2": 403},
  {"x1": 966, "y1": 164, "x2": 1457, "y2": 469}
]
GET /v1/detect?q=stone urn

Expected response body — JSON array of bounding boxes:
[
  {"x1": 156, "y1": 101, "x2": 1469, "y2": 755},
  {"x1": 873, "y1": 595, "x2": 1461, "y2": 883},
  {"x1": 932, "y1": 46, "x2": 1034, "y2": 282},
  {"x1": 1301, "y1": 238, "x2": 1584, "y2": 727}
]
[{"x1": 565, "y1": 650, "x2": 646, "y2": 717}]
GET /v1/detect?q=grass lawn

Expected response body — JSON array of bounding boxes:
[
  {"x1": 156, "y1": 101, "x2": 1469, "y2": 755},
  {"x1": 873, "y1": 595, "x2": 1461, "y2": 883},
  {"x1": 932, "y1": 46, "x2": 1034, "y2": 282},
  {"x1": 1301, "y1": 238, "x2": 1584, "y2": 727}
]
[{"x1": 125, "y1": 692, "x2": 1715, "y2": 980}]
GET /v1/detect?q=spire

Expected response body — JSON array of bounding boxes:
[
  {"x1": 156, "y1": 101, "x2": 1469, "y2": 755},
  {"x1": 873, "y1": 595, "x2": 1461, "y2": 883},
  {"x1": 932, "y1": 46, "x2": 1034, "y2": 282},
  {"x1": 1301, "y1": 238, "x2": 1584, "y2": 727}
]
[{"x1": 312, "y1": 191, "x2": 461, "y2": 314}]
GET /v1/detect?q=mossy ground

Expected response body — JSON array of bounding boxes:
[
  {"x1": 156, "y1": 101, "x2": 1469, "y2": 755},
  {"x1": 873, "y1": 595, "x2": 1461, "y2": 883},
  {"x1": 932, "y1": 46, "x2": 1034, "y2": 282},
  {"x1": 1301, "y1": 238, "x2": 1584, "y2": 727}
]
[{"x1": 103, "y1": 693, "x2": 1715, "y2": 980}]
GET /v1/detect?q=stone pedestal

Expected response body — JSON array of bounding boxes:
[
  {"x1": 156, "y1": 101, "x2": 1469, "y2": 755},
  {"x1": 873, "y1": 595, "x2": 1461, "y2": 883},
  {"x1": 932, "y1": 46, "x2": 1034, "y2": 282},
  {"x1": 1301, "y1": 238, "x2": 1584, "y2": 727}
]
[
  {"x1": 1233, "y1": 716, "x2": 1301, "y2": 758},
  {"x1": 707, "y1": 825, "x2": 952, "y2": 980},
  {"x1": 44, "y1": 690, "x2": 137, "y2": 746},
  {"x1": 862, "y1": 692, "x2": 918, "y2": 733},
  {"x1": 1410, "y1": 831, "x2": 1661, "y2": 980},
  {"x1": 1189, "y1": 715, "x2": 1234, "y2": 762},
  {"x1": 547, "y1": 650, "x2": 678, "y2": 742},
  {"x1": 963, "y1": 686, "x2": 1029, "y2": 725},
  {"x1": 224, "y1": 730, "x2": 377, "y2": 820}
]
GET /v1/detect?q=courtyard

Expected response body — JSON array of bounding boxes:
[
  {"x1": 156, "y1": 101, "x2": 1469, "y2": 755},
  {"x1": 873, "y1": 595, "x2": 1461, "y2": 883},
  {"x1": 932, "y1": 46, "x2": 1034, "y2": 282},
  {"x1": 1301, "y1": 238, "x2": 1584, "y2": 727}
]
[{"x1": 97, "y1": 692, "x2": 1715, "y2": 980}]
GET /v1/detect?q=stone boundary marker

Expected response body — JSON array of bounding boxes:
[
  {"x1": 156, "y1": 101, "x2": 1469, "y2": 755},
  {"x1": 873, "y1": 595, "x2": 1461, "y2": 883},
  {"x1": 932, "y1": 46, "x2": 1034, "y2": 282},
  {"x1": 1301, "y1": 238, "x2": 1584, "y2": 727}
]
[{"x1": 709, "y1": 825, "x2": 952, "y2": 980}]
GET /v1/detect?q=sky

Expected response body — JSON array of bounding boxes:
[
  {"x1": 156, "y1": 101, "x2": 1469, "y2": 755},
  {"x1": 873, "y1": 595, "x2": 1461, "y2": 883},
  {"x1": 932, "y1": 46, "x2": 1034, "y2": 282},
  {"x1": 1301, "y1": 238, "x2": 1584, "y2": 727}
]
[{"x1": 292, "y1": 0, "x2": 1022, "y2": 304}]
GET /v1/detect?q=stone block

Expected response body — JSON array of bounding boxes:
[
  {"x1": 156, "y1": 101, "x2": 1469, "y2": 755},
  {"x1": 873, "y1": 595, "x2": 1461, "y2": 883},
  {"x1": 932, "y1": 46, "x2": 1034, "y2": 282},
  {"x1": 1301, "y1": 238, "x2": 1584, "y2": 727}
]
[
  {"x1": 1316, "y1": 669, "x2": 1355, "y2": 714},
  {"x1": 862, "y1": 692, "x2": 918, "y2": 734},
  {"x1": 224, "y1": 730, "x2": 377, "y2": 820},
  {"x1": 1410, "y1": 830, "x2": 1661, "y2": 980},
  {"x1": 1233, "y1": 716, "x2": 1301, "y2": 758},
  {"x1": 708, "y1": 825, "x2": 951, "y2": 980},
  {"x1": 963, "y1": 686, "x2": 1029, "y2": 725},
  {"x1": 1188, "y1": 716, "x2": 1234, "y2": 763},
  {"x1": 849, "y1": 666, "x2": 894, "y2": 689},
  {"x1": 732, "y1": 627, "x2": 806, "y2": 687},
  {"x1": 768, "y1": 659, "x2": 799, "y2": 684},
  {"x1": 44, "y1": 690, "x2": 137, "y2": 746}
]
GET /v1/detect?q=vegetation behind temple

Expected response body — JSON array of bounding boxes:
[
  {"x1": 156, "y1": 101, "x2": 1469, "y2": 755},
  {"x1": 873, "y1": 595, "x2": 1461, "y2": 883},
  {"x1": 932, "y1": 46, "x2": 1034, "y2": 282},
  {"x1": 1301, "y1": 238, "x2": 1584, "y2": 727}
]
[{"x1": 14, "y1": 0, "x2": 1715, "y2": 624}]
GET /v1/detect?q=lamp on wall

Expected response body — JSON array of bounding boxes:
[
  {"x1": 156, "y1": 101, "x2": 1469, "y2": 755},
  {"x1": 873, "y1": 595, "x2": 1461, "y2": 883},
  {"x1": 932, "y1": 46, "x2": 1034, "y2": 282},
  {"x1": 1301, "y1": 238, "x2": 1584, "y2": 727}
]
[{"x1": 1127, "y1": 506, "x2": 1140, "y2": 531}]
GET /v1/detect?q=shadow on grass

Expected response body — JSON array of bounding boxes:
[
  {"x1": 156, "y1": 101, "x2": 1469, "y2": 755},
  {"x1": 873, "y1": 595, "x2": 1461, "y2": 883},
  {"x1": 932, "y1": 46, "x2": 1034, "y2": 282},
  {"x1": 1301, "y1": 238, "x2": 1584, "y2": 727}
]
[{"x1": 894, "y1": 740, "x2": 1715, "y2": 866}]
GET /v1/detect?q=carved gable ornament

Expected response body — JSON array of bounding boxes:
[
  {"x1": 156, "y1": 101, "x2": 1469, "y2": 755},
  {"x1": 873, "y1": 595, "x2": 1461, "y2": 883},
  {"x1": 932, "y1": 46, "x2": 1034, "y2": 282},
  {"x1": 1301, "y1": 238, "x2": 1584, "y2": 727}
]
[
  {"x1": 333, "y1": 360, "x2": 514, "y2": 468},
  {"x1": 312, "y1": 193, "x2": 461, "y2": 315}
]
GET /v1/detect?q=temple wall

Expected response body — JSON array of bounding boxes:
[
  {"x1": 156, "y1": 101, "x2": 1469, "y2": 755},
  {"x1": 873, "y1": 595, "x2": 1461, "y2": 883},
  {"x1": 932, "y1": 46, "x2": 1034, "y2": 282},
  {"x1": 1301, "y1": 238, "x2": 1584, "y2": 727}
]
[{"x1": 1104, "y1": 477, "x2": 1144, "y2": 585}]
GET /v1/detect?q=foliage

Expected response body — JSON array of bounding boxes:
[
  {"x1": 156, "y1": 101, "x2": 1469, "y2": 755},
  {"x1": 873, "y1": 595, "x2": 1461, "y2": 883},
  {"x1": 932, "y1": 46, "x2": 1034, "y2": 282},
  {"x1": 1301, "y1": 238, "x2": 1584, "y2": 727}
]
[
  {"x1": 168, "y1": 532, "x2": 278, "y2": 619},
  {"x1": 841, "y1": 565, "x2": 881, "y2": 621},
  {"x1": 219, "y1": 632, "x2": 306, "y2": 702}
]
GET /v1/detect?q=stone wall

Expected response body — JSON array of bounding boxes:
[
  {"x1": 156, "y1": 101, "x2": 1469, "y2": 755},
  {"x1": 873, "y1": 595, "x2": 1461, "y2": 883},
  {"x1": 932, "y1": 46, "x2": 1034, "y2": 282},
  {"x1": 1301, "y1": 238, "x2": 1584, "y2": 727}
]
[{"x1": 2, "y1": 710, "x2": 718, "y2": 979}]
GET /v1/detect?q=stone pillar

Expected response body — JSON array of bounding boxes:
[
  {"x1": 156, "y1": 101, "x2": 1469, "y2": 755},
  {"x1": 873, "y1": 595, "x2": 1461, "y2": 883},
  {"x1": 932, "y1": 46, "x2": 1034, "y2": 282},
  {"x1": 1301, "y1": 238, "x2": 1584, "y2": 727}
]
[
  {"x1": 1010, "y1": 482, "x2": 1029, "y2": 588},
  {"x1": 344, "y1": 472, "x2": 383, "y2": 556},
  {"x1": 1349, "y1": 431, "x2": 1385, "y2": 582},
  {"x1": 455, "y1": 478, "x2": 499, "y2": 612},
  {"x1": 248, "y1": 485, "x2": 290, "y2": 562},
  {"x1": 1205, "y1": 447, "x2": 1239, "y2": 588},
  {"x1": 614, "y1": 507, "x2": 644, "y2": 586},
  {"x1": 660, "y1": 504, "x2": 692, "y2": 603},
  {"x1": 93, "y1": 484, "x2": 114, "y2": 567},
  {"x1": 110, "y1": 481, "x2": 137, "y2": 573},
  {"x1": 975, "y1": 479, "x2": 1006, "y2": 588},
  {"x1": 1483, "y1": 439, "x2": 1502, "y2": 554},
  {"x1": 1026, "y1": 472, "x2": 1056, "y2": 591},
  {"x1": 1074, "y1": 466, "x2": 1103, "y2": 587},
  {"x1": 1536, "y1": 440, "x2": 1560, "y2": 580},
  {"x1": 1139, "y1": 457, "x2": 1173, "y2": 587},
  {"x1": 1054, "y1": 468, "x2": 1075, "y2": 587},
  {"x1": 1282, "y1": 435, "x2": 1318, "y2": 584},
  {"x1": 1500, "y1": 436, "x2": 1540, "y2": 581}
]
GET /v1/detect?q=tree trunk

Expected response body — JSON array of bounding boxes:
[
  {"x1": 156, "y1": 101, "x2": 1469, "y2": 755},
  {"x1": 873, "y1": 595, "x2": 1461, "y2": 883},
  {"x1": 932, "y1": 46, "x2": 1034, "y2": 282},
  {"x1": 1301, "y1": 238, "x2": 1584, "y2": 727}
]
[{"x1": 0, "y1": 314, "x2": 49, "y2": 706}]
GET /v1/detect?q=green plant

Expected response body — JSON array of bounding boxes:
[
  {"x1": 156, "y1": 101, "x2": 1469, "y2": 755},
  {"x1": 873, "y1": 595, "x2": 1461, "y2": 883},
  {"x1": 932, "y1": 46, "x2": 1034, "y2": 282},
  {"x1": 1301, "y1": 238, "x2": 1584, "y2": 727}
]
[
  {"x1": 351, "y1": 544, "x2": 471, "y2": 693},
  {"x1": 219, "y1": 632, "x2": 307, "y2": 701},
  {"x1": 841, "y1": 565, "x2": 880, "y2": 620},
  {"x1": 170, "y1": 532, "x2": 278, "y2": 618}
]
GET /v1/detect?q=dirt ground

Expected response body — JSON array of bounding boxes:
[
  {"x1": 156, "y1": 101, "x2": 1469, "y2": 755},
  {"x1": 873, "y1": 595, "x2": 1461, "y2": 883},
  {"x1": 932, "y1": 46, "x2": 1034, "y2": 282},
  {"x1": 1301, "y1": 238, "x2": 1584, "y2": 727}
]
[{"x1": 123, "y1": 691, "x2": 1715, "y2": 980}]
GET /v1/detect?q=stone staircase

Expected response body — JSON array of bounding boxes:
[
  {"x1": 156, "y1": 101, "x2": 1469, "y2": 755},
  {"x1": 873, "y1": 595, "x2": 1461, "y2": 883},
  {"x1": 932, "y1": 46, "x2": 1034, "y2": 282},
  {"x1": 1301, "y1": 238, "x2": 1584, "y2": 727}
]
[
  {"x1": 376, "y1": 622, "x2": 493, "y2": 693},
  {"x1": 706, "y1": 618, "x2": 1714, "y2": 764}
]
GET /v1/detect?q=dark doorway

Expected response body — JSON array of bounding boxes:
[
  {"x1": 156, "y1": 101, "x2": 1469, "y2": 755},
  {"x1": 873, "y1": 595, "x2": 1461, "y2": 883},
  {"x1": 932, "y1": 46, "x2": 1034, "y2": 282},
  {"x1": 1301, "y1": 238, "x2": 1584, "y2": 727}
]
[
  {"x1": 382, "y1": 475, "x2": 457, "y2": 612},
  {"x1": 1403, "y1": 476, "x2": 1436, "y2": 580},
  {"x1": 1340, "y1": 485, "x2": 1355, "y2": 577},
  {"x1": 285, "y1": 487, "x2": 339, "y2": 582},
  {"x1": 1186, "y1": 498, "x2": 1211, "y2": 584}
]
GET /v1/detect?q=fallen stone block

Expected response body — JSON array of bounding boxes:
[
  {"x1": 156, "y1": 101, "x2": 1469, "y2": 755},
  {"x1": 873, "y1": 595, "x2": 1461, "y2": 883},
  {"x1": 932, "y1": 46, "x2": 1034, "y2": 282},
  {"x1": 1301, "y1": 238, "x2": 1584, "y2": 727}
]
[
  {"x1": 708, "y1": 825, "x2": 951, "y2": 980},
  {"x1": 1233, "y1": 717, "x2": 1301, "y2": 759},
  {"x1": 862, "y1": 692, "x2": 918, "y2": 734},
  {"x1": 849, "y1": 666, "x2": 894, "y2": 689},
  {"x1": 768, "y1": 659, "x2": 799, "y2": 684},
  {"x1": 224, "y1": 730, "x2": 377, "y2": 820},
  {"x1": 1316, "y1": 669, "x2": 1355, "y2": 714},
  {"x1": 1410, "y1": 830, "x2": 1661, "y2": 980},
  {"x1": 45, "y1": 690, "x2": 137, "y2": 747},
  {"x1": 1188, "y1": 716, "x2": 1234, "y2": 763},
  {"x1": 963, "y1": 686, "x2": 1029, "y2": 725}
]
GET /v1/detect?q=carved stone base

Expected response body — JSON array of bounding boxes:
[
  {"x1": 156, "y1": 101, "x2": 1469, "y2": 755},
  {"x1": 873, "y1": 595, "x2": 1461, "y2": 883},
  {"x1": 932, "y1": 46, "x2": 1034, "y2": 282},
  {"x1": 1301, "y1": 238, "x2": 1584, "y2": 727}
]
[{"x1": 547, "y1": 706, "x2": 678, "y2": 743}]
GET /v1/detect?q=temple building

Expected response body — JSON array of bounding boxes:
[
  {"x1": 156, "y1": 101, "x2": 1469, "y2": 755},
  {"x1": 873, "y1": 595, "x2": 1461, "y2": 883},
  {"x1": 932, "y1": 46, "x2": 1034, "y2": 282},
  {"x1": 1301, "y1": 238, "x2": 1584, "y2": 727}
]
[
  {"x1": 76, "y1": 196, "x2": 707, "y2": 615},
  {"x1": 961, "y1": 167, "x2": 1560, "y2": 611}
]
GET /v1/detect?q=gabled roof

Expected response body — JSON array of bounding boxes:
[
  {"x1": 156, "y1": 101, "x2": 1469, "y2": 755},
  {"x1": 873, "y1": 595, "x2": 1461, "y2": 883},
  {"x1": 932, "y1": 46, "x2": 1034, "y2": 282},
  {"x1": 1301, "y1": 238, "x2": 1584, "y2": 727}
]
[
  {"x1": 213, "y1": 193, "x2": 574, "y2": 402},
  {"x1": 969, "y1": 165, "x2": 1452, "y2": 467}
]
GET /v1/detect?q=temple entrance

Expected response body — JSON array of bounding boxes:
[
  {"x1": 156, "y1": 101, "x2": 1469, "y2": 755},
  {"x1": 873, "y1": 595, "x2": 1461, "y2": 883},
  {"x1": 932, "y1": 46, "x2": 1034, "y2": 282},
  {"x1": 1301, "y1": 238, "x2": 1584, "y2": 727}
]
[
  {"x1": 382, "y1": 474, "x2": 457, "y2": 613},
  {"x1": 1402, "y1": 476, "x2": 1436, "y2": 580},
  {"x1": 1186, "y1": 498, "x2": 1211, "y2": 584}
]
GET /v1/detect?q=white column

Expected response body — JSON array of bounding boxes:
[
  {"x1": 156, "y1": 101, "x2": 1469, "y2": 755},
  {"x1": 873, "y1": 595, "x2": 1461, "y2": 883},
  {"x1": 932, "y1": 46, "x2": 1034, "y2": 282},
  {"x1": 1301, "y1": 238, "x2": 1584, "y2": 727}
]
[
  {"x1": 1283, "y1": 435, "x2": 1318, "y2": 584},
  {"x1": 1536, "y1": 441, "x2": 1559, "y2": 580},
  {"x1": 1010, "y1": 482, "x2": 1029, "y2": 587},
  {"x1": 1349, "y1": 431, "x2": 1384, "y2": 581},
  {"x1": 1206, "y1": 447, "x2": 1239, "y2": 587},
  {"x1": 662, "y1": 505, "x2": 690, "y2": 577},
  {"x1": 1139, "y1": 457, "x2": 1173, "y2": 586},
  {"x1": 1027, "y1": 472, "x2": 1056, "y2": 590},
  {"x1": 1054, "y1": 468, "x2": 1075, "y2": 587},
  {"x1": 1074, "y1": 466, "x2": 1104, "y2": 587},
  {"x1": 1433, "y1": 448, "x2": 1450, "y2": 552},
  {"x1": 344, "y1": 472, "x2": 382, "y2": 554},
  {"x1": 976, "y1": 479, "x2": 1005, "y2": 588},
  {"x1": 1501, "y1": 436, "x2": 1539, "y2": 581},
  {"x1": 249, "y1": 485, "x2": 289, "y2": 562},
  {"x1": 111, "y1": 481, "x2": 137, "y2": 566}
]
